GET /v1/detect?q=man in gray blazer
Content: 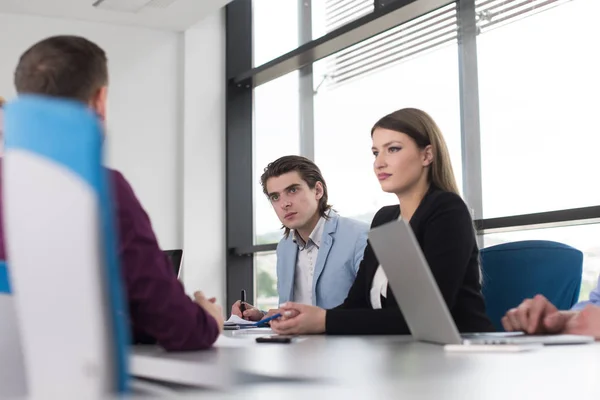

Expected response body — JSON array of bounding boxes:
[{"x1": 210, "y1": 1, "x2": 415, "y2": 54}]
[{"x1": 231, "y1": 156, "x2": 368, "y2": 320}]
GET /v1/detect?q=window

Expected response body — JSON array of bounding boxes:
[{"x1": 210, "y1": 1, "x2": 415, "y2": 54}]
[
  {"x1": 312, "y1": 0, "x2": 374, "y2": 39},
  {"x1": 252, "y1": 0, "x2": 299, "y2": 66},
  {"x1": 478, "y1": 0, "x2": 600, "y2": 218},
  {"x1": 313, "y1": 5, "x2": 462, "y2": 223},
  {"x1": 230, "y1": 0, "x2": 600, "y2": 313},
  {"x1": 255, "y1": 252, "x2": 278, "y2": 310},
  {"x1": 253, "y1": 71, "x2": 301, "y2": 244},
  {"x1": 253, "y1": 0, "x2": 375, "y2": 67},
  {"x1": 484, "y1": 223, "x2": 600, "y2": 303}
]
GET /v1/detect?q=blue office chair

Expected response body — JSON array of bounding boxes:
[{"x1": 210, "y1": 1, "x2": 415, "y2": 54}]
[
  {"x1": 2, "y1": 95, "x2": 130, "y2": 397},
  {"x1": 480, "y1": 240, "x2": 583, "y2": 331}
]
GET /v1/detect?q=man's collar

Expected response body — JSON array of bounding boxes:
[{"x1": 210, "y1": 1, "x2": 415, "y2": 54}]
[{"x1": 292, "y1": 215, "x2": 326, "y2": 250}]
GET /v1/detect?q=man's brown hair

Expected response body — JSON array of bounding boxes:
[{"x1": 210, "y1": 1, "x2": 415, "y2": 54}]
[
  {"x1": 14, "y1": 35, "x2": 108, "y2": 103},
  {"x1": 260, "y1": 155, "x2": 332, "y2": 237}
]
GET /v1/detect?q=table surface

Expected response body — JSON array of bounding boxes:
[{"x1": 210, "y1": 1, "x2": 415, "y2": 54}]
[{"x1": 131, "y1": 331, "x2": 600, "y2": 398}]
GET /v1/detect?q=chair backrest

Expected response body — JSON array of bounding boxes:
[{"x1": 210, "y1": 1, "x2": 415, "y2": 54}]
[
  {"x1": 0, "y1": 261, "x2": 27, "y2": 398},
  {"x1": 481, "y1": 240, "x2": 583, "y2": 331},
  {"x1": 2, "y1": 95, "x2": 130, "y2": 397}
]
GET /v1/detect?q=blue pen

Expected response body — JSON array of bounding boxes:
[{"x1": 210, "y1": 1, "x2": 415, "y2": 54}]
[{"x1": 253, "y1": 312, "x2": 282, "y2": 327}]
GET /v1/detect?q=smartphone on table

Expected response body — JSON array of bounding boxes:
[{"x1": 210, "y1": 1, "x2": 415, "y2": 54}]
[{"x1": 256, "y1": 335, "x2": 294, "y2": 344}]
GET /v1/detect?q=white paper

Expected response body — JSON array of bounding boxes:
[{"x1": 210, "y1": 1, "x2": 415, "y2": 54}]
[
  {"x1": 231, "y1": 327, "x2": 273, "y2": 335},
  {"x1": 224, "y1": 315, "x2": 257, "y2": 326}
]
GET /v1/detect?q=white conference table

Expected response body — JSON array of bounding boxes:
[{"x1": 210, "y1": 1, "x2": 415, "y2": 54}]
[{"x1": 131, "y1": 332, "x2": 600, "y2": 399}]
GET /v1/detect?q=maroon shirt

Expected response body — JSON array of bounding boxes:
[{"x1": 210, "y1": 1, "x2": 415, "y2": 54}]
[{"x1": 0, "y1": 163, "x2": 219, "y2": 351}]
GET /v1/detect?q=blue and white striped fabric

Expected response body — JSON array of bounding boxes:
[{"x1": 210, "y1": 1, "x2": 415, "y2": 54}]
[{"x1": 2, "y1": 95, "x2": 130, "y2": 397}]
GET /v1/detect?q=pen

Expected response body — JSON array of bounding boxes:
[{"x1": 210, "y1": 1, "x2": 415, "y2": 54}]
[
  {"x1": 240, "y1": 289, "x2": 246, "y2": 316},
  {"x1": 254, "y1": 312, "x2": 282, "y2": 327}
]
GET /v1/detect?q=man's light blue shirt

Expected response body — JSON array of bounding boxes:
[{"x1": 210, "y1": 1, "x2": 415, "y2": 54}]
[{"x1": 571, "y1": 274, "x2": 600, "y2": 310}]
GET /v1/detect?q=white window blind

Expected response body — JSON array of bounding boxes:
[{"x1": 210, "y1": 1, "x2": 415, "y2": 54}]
[
  {"x1": 321, "y1": 2, "x2": 457, "y2": 90},
  {"x1": 325, "y1": 0, "x2": 374, "y2": 32},
  {"x1": 476, "y1": 0, "x2": 571, "y2": 33},
  {"x1": 320, "y1": 0, "x2": 572, "y2": 90}
]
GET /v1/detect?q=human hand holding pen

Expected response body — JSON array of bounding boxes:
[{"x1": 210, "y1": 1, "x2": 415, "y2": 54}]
[
  {"x1": 240, "y1": 289, "x2": 246, "y2": 314},
  {"x1": 231, "y1": 300, "x2": 265, "y2": 321}
]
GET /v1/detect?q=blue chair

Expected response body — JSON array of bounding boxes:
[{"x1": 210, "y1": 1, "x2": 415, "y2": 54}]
[
  {"x1": 480, "y1": 240, "x2": 583, "y2": 331},
  {"x1": 2, "y1": 95, "x2": 130, "y2": 397}
]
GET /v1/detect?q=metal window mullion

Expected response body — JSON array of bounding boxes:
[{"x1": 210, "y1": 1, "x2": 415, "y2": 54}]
[
  {"x1": 226, "y1": 0, "x2": 255, "y2": 310},
  {"x1": 299, "y1": 0, "x2": 315, "y2": 160},
  {"x1": 457, "y1": 0, "x2": 484, "y2": 247}
]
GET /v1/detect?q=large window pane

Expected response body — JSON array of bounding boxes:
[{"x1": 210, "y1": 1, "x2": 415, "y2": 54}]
[
  {"x1": 484, "y1": 223, "x2": 600, "y2": 303},
  {"x1": 253, "y1": 71, "x2": 300, "y2": 244},
  {"x1": 313, "y1": 45, "x2": 462, "y2": 223},
  {"x1": 253, "y1": 0, "x2": 374, "y2": 67},
  {"x1": 478, "y1": 0, "x2": 600, "y2": 218},
  {"x1": 253, "y1": 0, "x2": 298, "y2": 66},
  {"x1": 255, "y1": 252, "x2": 278, "y2": 310}
]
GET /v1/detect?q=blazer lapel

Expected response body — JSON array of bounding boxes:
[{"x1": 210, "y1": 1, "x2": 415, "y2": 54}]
[
  {"x1": 408, "y1": 184, "x2": 436, "y2": 231},
  {"x1": 311, "y1": 213, "x2": 339, "y2": 305}
]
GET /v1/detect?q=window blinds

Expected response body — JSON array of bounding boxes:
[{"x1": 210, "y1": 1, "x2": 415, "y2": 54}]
[
  {"x1": 322, "y1": 2, "x2": 457, "y2": 89},
  {"x1": 321, "y1": 0, "x2": 569, "y2": 90},
  {"x1": 476, "y1": 0, "x2": 570, "y2": 34},
  {"x1": 325, "y1": 0, "x2": 374, "y2": 32}
]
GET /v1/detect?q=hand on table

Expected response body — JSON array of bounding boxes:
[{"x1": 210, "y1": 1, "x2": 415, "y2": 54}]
[{"x1": 270, "y1": 302, "x2": 325, "y2": 335}]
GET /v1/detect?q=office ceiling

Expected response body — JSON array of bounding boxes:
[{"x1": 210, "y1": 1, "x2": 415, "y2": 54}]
[{"x1": 0, "y1": 0, "x2": 232, "y2": 31}]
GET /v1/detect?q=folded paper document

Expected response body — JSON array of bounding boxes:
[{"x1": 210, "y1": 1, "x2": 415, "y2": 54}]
[{"x1": 224, "y1": 315, "x2": 256, "y2": 326}]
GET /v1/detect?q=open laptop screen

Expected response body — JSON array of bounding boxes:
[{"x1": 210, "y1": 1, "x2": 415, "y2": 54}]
[{"x1": 163, "y1": 249, "x2": 183, "y2": 278}]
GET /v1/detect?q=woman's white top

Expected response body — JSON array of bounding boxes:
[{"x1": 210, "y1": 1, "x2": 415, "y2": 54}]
[{"x1": 370, "y1": 216, "x2": 403, "y2": 309}]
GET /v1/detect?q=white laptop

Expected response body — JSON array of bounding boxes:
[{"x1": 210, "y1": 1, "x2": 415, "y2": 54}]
[{"x1": 368, "y1": 218, "x2": 594, "y2": 346}]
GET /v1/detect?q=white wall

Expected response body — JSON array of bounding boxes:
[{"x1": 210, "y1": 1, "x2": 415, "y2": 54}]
[
  {"x1": 0, "y1": 11, "x2": 227, "y2": 303},
  {"x1": 0, "y1": 12, "x2": 182, "y2": 249},
  {"x1": 180, "y1": 10, "x2": 226, "y2": 303}
]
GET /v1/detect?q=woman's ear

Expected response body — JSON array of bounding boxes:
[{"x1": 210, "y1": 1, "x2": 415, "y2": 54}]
[{"x1": 422, "y1": 145, "x2": 434, "y2": 166}]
